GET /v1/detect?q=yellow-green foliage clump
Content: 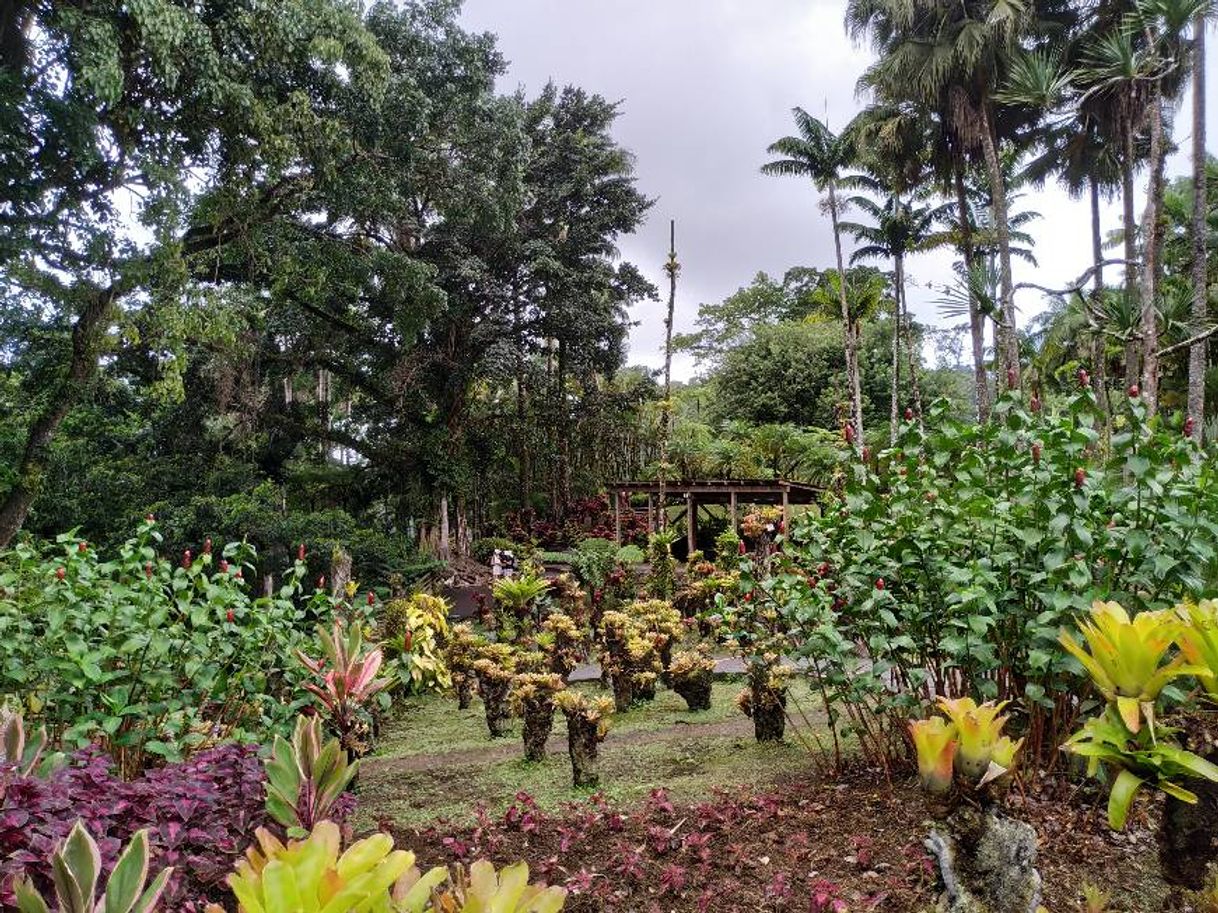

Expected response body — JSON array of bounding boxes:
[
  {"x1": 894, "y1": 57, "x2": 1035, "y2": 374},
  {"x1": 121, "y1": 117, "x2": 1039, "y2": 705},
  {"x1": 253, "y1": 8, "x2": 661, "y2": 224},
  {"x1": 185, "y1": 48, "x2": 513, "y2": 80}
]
[
  {"x1": 446, "y1": 622, "x2": 486, "y2": 709},
  {"x1": 669, "y1": 644, "x2": 716, "y2": 711},
  {"x1": 539, "y1": 612, "x2": 586, "y2": 679},
  {"x1": 380, "y1": 593, "x2": 452, "y2": 694},
  {"x1": 472, "y1": 643, "x2": 519, "y2": 738},
  {"x1": 600, "y1": 610, "x2": 661, "y2": 709}
]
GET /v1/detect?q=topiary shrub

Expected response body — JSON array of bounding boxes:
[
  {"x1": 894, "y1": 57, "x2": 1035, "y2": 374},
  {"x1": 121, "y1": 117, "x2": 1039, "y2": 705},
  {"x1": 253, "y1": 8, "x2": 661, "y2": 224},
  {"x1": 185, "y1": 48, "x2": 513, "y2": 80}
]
[
  {"x1": 553, "y1": 691, "x2": 613, "y2": 788},
  {"x1": 446, "y1": 623, "x2": 486, "y2": 710},
  {"x1": 539, "y1": 613, "x2": 586, "y2": 680},
  {"x1": 598, "y1": 611, "x2": 660, "y2": 711},
  {"x1": 510, "y1": 673, "x2": 565, "y2": 762},
  {"x1": 471, "y1": 644, "x2": 518, "y2": 738},
  {"x1": 669, "y1": 645, "x2": 715, "y2": 711},
  {"x1": 626, "y1": 598, "x2": 683, "y2": 681}
]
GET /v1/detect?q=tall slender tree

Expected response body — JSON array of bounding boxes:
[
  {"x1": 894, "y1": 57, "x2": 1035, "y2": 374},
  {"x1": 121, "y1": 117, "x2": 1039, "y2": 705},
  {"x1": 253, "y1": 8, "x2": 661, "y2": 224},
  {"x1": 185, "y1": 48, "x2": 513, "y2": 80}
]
[
  {"x1": 1189, "y1": 10, "x2": 1209, "y2": 428},
  {"x1": 841, "y1": 192, "x2": 953, "y2": 440},
  {"x1": 846, "y1": 0, "x2": 1043, "y2": 391},
  {"x1": 762, "y1": 109, "x2": 864, "y2": 445}
]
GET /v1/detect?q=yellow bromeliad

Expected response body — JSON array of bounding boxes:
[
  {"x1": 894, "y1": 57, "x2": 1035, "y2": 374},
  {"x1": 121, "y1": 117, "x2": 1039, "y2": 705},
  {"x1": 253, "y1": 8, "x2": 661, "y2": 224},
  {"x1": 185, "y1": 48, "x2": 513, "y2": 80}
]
[
  {"x1": 1059, "y1": 600, "x2": 1193, "y2": 734},
  {"x1": 936, "y1": 697, "x2": 1013, "y2": 783},
  {"x1": 909, "y1": 716, "x2": 957, "y2": 794},
  {"x1": 1175, "y1": 599, "x2": 1218, "y2": 698}
]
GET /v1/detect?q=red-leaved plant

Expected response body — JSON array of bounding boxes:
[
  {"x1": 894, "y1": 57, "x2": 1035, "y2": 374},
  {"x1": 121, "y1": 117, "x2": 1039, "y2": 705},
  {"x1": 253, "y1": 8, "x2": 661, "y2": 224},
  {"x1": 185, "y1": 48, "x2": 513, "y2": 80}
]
[{"x1": 296, "y1": 620, "x2": 392, "y2": 756}]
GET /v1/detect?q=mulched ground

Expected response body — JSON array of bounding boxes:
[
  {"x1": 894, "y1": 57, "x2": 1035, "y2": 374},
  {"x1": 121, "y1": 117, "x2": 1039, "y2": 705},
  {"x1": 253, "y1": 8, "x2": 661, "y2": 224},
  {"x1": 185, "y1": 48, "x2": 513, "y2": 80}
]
[{"x1": 383, "y1": 766, "x2": 1168, "y2": 913}]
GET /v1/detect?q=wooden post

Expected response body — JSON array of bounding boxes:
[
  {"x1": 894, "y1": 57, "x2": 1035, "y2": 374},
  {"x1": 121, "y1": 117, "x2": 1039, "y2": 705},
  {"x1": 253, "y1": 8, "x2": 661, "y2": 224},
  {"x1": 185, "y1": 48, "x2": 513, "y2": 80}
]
[
  {"x1": 614, "y1": 491, "x2": 622, "y2": 544},
  {"x1": 729, "y1": 491, "x2": 737, "y2": 531},
  {"x1": 686, "y1": 492, "x2": 696, "y2": 556},
  {"x1": 781, "y1": 488, "x2": 790, "y2": 531},
  {"x1": 647, "y1": 493, "x2": 655, "y2": 533}
]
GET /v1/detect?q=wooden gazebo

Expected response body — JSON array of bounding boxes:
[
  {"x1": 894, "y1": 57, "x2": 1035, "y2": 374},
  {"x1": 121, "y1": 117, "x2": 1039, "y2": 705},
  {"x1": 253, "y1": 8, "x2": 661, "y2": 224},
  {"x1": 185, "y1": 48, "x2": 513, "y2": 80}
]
[{"x1": 610, "y1": 479, "x2": 824, "y2": 553}]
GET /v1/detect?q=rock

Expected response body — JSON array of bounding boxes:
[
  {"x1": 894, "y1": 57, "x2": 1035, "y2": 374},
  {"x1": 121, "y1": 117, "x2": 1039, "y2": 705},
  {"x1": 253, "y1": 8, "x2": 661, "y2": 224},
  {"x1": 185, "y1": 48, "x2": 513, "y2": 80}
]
[{"x1": 926, "y1": 807, "x2": 1042, "y2": 913}]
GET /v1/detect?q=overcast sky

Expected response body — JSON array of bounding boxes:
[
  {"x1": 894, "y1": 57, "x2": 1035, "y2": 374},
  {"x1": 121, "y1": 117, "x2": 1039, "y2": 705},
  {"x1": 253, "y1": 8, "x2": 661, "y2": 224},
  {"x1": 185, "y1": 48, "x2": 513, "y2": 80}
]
[{"x1": 460, "y1": 0, "x2": 1218, "y2": 381}]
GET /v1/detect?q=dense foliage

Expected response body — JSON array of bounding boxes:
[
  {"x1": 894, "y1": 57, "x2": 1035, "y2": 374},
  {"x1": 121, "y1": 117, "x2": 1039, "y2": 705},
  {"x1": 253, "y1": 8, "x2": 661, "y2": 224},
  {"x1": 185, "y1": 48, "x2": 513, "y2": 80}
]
[
  {"x1": 0, "y1": 744, "x2": 272, "y2": 912},
  {"x1": 760, "y1": 386, "x2": 1218, "y2": 767},
  {"x1": 0, "y1": 520, "x2": 337, "y2": 773}
]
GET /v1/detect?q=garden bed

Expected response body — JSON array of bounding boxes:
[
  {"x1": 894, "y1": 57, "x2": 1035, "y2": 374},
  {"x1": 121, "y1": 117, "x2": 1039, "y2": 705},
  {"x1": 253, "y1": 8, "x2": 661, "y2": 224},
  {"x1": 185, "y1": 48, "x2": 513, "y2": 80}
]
[{"x1": 358, "y1": 682, "x2": 1168, "y2": 912}]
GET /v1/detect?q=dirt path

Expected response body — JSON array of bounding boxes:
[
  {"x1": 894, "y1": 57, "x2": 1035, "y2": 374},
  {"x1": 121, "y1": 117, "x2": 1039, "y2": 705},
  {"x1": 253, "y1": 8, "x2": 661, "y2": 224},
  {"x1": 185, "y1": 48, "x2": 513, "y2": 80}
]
[{"x1": 365, "y1": 714, "x2": 756, "y2": 774}]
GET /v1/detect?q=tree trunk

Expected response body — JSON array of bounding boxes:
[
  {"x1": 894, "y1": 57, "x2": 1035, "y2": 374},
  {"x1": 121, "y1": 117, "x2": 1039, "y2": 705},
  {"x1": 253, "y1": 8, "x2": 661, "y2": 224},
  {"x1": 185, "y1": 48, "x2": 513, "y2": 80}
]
[
  {"x1": 515, "y1": 299, "x2": 531, "y2": 511},
  {"x1": 478, "y1": 675, "x2": 512, "y2": 738},
  {"x1": 897, "y1": 254, "x2": 924, "y2": 424},
  {"x1": 955, "y1": 163, "x2": 991, "y2": 422},
  {"x1": 890, "y1": 282, "x2": 901, "y2": 444},
  {"x1": 565, "y1": 713, "x2": 602, "y2": 788},
  {"x1": 1139, "y1": 91, "x2": 1167, "y2": 415},
  {"x1": 1090, "y1": 177, "x2": 1112, "y2": 430},
  {"x1": 1189, "y1": 16, "x2": 1209, "y2": 431},
  {"x1": 1123, "y1": 126, "x2": 1141, "y2": 390},
  {"x1": 438, "y1": 494, "x2": 451, "y2": 563},
  {"x1": 0, "y1": 286, "x2": 114, "y2": 548},
  {"x1": 829, "y1": 182, "x2": 864, "y2": 443},
  {"x1": 557, "y1": 337, "x2": 571, "y2": 515},
  {"x1": 672, "y1": 670, "x2": 712, "y2": 711},
  {"x1": 751, "y1": 686, "x2": 787, "y2": 742},
  {"x1": 978, "y1": 103, "x2": 1019, "y2": 389},
  {"x1": 658, "y1": 221, "x2": 677, "y2": 532},
  {"x1": 521, "y1": 702, "x2": 555, "y2": 762},
  {"x1": 1158, "y1": 711, "x2": 1218, "y2": 889}
]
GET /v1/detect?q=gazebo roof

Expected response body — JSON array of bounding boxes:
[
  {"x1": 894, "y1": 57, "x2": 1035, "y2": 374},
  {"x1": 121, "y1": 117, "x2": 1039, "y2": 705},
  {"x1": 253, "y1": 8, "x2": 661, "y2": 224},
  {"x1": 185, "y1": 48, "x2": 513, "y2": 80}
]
[{"x1": 610, "y1": 478, "x2": 823, "y2": 503}]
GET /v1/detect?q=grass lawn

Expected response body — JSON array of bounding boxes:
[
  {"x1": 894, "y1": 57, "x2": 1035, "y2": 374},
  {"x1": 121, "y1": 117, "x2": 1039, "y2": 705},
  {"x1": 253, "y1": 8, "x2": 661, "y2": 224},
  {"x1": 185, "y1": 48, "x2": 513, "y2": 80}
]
[{"x1": 356, "y1": 676, "x2": 832, "y2": 831}]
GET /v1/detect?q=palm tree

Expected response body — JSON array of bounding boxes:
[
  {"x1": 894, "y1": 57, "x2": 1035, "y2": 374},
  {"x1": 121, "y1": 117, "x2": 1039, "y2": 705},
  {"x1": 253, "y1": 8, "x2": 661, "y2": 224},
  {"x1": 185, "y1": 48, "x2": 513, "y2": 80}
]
[
  {"x1": 762, "y1": 108, "x2": 864, "y2": 445},
  {"x1": 846, "y1": 0, "x2": 1042, "y2": 391},
  {"x1": 1021, "y1": 116, "x2": 1123, "y2": 420},
  {"x1": 1189, "y1": 9, "x2": 1209, "y2": 428},
  {"x1": 840, "y1": 191, "x2": 953, "y2": 440}
]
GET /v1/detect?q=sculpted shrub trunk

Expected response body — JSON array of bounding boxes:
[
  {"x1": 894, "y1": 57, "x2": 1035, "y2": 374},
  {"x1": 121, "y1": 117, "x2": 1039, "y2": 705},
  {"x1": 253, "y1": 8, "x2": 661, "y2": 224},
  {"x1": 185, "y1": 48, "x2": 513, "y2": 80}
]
[
  {"x1": 669, "y1": 646, "x2": 715, "y2": 711},
  {"x1": 472, "y1": 644, "x2": 517, "y2": 739},
  {"x1": 555, "y1": 692, "x2": 613, "y2": 788},
  {"x1": 511, "y1": 673, "x2": 564, "y2": 763},
  {"x1": 738, "y1": 662, "x2": 789, "y2": 742}
]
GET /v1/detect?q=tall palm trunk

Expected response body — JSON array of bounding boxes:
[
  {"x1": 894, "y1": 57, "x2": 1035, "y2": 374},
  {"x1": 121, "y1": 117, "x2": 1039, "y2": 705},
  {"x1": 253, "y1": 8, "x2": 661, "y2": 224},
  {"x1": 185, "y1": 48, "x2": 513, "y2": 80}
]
[
  {"x1": 828, "y1": 182, "x2": 864, "y2": 445},
  {"x1": 890, "y1": 277, "x2": 901, "y2": 445},
  {"x1": 1189, "y1": 15, "x2": 1208, "y2": 429},
  {"x1": 1090, "y1": 176, "x2": 1112, "y2": 430},
  {"x1": 978, "y1": 103, "x2": 1019, "y2": 389},
  {"x1": 954, "y1": 164, "x2": 990, "y2": 421},
  {"x1": 1122, "y1": 125, "x2": 1141, "y2": 390},
  {"x1": 895, "y1": 254, "x2": 924, "y2": 423},
  {"x1": 1139, "y1": 91, "x2": 1167, "y2": 414},
  {"x1": 657, "y1": 221, "x2": 678, "y2": 532}
]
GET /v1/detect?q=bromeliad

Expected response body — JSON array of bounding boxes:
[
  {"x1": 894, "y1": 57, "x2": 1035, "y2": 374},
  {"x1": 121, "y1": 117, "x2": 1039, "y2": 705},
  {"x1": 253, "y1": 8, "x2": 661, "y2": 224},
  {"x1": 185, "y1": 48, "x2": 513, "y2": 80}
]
[
  {"x1": 1064, "y1": 707, "x2": 1218, "y2": 829},
  {"x1": 1175, "y1": 599, "x2": 1218, "y2": 698},
  {"x1": 1059, "y1": 600, "x2": 1195, "y2": 734},
  {"x1": 909, "y1": 716, "x2": 957, "y2": 795}
]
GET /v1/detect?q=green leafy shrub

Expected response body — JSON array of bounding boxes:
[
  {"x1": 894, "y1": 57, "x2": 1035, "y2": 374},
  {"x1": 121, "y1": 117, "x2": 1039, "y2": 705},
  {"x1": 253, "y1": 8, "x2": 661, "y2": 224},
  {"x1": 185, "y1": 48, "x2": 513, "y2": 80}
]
[
  {"x1": 0, "y1": 519, "x2": 329, "y2": 774},
  {"x1": 568, "y1": 538, "x2": 619, "y2": 592},
  {"x1": 472, "y1": 536, "x2": 518, "y2": 565},
  {"x1": 645, "y1": 531, "x2": 677, "y2": 599},
  {"x1": 771, "y1": 387, "x2": 1218, "y2": 769}
]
